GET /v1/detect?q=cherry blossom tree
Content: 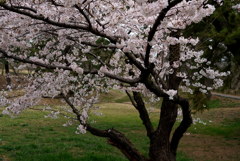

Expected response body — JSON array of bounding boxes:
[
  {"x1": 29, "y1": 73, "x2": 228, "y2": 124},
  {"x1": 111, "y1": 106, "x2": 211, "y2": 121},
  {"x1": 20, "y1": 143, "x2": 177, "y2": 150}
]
[{"x1": 0, "y1": 0, "x2": 229, "y2": 161}]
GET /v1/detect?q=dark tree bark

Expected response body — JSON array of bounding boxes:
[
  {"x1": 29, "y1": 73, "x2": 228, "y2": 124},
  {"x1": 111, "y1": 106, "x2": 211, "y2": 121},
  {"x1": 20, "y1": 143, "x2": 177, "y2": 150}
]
[
  {"x1": 171, "y1": 98, "x2": 192, "y2": 156},
  {"x1": 146, "y1": 30, "x2": 192, "y2": 161},
  {"x1": 148, "y1": 98, "x2": 178, "y2": 161},
  {"x1": 4, "y1": 61, "x2": 11, "y2": 86}
]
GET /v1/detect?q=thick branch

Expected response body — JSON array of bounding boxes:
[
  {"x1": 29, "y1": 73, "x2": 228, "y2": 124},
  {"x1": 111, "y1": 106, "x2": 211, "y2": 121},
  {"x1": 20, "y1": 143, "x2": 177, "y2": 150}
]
[
  {"x1": 106, "y1": 128, "x2": 146, "y2": 161},
  {"x1": 144, "y1": 0, "x2": 182, "y2": 68},
  {"x1": 150, "y1": 70, "x2": 168, "y2": 89},
  {"x1": 63, "y1": 94, "x2": 146, "y2": 161},
  {"x1": 142, "y1": 75, "x2": 168, "y2": 98},
  {"x1": 170, "y1": 97, "x2": 192, "y2": 155},
  {"x1": 168, "y1": 31, "x2": 181, "y2": 89},
  {"x1": 104, "y1": 72, "x2": 141, "y2": 84},
  {"x1": 131, "y1": 91, "x2": 154, "y2": 138},
  {"x1": 124, "y1": 52, "x2": 146, "y2": 71},
  {"x1": 49, "y1": 0, "x2": 64, "y2": 7},
  {"x1": 11, "y1": 5, "x2": 37, "y2": 13}
]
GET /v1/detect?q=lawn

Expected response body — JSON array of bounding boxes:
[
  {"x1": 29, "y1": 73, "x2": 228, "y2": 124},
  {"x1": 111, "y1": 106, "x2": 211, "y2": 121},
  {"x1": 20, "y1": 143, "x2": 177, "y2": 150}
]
[{"x1": 0, "y1": 92, "x2": 240, "y2": 161}]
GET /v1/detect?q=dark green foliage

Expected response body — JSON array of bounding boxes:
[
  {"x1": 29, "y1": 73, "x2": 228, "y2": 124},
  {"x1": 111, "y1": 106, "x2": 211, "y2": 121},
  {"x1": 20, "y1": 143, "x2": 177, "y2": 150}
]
[
  {"x1": 188, "y1": 89, "x2": 211, "y2": 112},
  {"x1": 185, "y1": 0, "x2": 240, "y2": 66},
  {"x1": 95, "y1": 37, "x2": 110, "y2": 46},
  {"x1": 184, "y1": 0, "x2": 240, "y2": 92}
]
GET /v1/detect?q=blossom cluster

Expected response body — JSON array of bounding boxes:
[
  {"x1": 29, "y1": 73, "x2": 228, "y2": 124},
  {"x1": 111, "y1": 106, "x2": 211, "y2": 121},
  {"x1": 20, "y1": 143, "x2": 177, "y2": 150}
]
[
  {"x1": 232, "y1": 4, "x2": 240, "y2": 12},
  {"x1": 0, "y1": 0, "x2": 230, "y2": 132}
]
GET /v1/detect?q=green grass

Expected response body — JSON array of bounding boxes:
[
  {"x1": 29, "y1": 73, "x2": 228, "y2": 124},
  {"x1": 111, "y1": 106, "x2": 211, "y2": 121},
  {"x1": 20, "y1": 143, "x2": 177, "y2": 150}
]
[
  {"x1": 206, "y1": 99, "x2": 222, "y2": 109},
  {"x1": 0, "y1": 108, "x2": 128, "y2": 161},
  {"x1": 0, "y1": 103, "x2": 193, "y2": 161},
  {"x1": 177, "y1": 152, "x2": 195, "y2": 161},
  {"x1": 189, "y1": 117, "x2": 240, "y2": 140},
  {"x1": 98, "y1": 90, "x2": 128, "y2": 103},
  {"x1": 206, "y1": 97, "x2": 240, "y2": 109},
  {"x1": 1, "y1": 90, "x2": 240, "y2": 161},
  {"x1": 114, "y1": 95, "x2": 130, "y2": 103}
]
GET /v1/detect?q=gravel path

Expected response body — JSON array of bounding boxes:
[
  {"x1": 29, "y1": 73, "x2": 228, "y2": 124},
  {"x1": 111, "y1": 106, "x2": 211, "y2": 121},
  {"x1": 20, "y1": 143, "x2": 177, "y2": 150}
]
[{"x1": 212, "y1": 92, "x2": 240, "y2": 100}]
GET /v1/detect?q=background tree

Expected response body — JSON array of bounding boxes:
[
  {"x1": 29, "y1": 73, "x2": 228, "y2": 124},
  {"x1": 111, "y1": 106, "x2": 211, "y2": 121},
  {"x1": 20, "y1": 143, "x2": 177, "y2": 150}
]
[
  {"x1": 184, "y1": 0, "x2": 240, "y2": 93},
  {"x1": 0, "y1": 1, "x2": 228, "y2": 161}
]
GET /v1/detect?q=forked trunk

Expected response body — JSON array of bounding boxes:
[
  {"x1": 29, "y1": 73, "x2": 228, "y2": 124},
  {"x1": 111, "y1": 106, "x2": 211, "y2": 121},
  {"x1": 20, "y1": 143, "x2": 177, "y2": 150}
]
[{"x1": 149, "y1": 98, "x2": 178, "y2": 161}]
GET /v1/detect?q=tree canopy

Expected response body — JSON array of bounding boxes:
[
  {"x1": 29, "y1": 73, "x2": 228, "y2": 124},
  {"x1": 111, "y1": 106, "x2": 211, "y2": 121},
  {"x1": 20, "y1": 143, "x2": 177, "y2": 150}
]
[{"x1": 0, "y1": 1, "x2": 231, "y2": 161}]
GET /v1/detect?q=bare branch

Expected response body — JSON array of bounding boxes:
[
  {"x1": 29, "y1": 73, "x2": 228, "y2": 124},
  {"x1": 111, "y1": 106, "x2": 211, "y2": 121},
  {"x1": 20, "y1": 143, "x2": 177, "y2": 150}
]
[
  {"x1": 125, "y1": 91, "x2": 137, "y2": 108},
  {"x1": 74, "y1": 4, "x2": 92, "y2": 28},
  {"x1": 142, "y1": 75, "x2": 168, "y2": 98},
  {"x1": 87, "y1": 52, "x2": 106, "y2": 66},
  {"x1": 11, "y1": 5, "x2": 37, "y2": 13},
  {"x1": 127, "y1": 91, "x2": 154, "y2": 138},
  {"x1": 49, "y1": 0, "x2": 64, "y2": 7}
]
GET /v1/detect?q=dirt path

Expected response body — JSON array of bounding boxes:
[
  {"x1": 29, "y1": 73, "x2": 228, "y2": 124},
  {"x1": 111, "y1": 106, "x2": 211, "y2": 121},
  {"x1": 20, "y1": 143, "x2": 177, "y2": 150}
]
[
  {"x1": 180, "y1": 134, "x2": 240, "y2": 161},
  {"x1": 212, "y1": 92, "x2": 240, "y2": 100}
]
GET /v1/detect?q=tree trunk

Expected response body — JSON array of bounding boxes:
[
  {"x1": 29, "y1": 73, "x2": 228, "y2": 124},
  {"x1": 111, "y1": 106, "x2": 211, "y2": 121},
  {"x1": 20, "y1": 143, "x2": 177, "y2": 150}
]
[{"x1": 149, "y1": 98, "x2": 178, "y2": 161}]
